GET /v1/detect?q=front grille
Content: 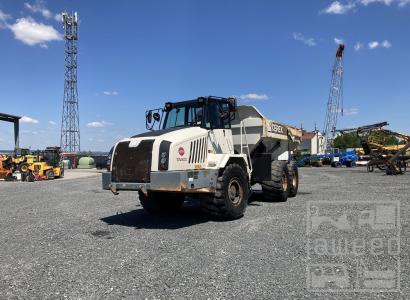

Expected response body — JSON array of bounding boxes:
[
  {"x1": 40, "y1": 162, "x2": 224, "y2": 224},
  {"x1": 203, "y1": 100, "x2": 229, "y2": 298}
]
[
  {"x1": 189, "y1": 137, "x2": 208, "y2": 164},
  {"x1": 112, "y1": 140, "x2": 154, "y2": 183}
]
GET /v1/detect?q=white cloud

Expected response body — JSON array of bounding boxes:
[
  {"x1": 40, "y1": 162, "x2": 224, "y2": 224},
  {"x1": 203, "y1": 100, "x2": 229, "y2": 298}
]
[
  {"x1": 354, "y1": 42, "x2": 364, "y2": 51},
  {"x1": 102, "y1": 91, "x2": 119, "y2": 96},
  {"x1": 338, "y1": 107, "x2": 359, "y2": 115},
  {"x1": 292, "y1": 32, "x2": 316, "y2": 47},
  {"x1": 239, "y1": 93, "x2": 270, "y2": 101},
  {"x1": 368, "y1": 41, "x2": 379, "y2": 49},
  {"x1": 49, "y1": 120, "x2": 57, "y2": 125},
  {"x1": 344, "y1": 108, "x2": 359, "y2": 116},
  {"x1": 323, "y1": 1, "x2": 356, "y2": 14},
  {"x1": 24, "y1": 0, "x2": 52, "y2": 19},
  {"x1": 359, "y1": 0, "x2": 394, "y2": 5},
  {"x1": 87, "y1": 122, "x2": 105, "y2": 128},
  {"x1": 0, "y1": 9, "x2": 11, "y2": 28},
  {"x1": 87, "y1": 121, "x2": 113, "y2": 128},
  {"x1": 353, "y1": 40, "x2": 392, "y2": 51},
  {"x1": 334, "y1": 37, "x2": 344, "y2": 45},
  {"x1": 322, "y1": 0, "x2": 409, "y2": 14},
  {"x1": 398, "y1": 0, "x2": 410, "y2": 6},
  {"x1": 21, "y1": 116, "x2": 39, "y2": 124},
  {"x1": 381, "y1": 40, "x2": 392, "y2": 48},
  {"x1": 54, "y1": 13, "x2": 62, "y2": 22},
  {"x1": 22, "y1": 130, "x2": 39, "y2": 135},
  {"x1": 0, "y1": 10, "x2": 11, "y2": 21},
  {"x1": 8, "y1": 17, "x2": 62, "y2": 46}
]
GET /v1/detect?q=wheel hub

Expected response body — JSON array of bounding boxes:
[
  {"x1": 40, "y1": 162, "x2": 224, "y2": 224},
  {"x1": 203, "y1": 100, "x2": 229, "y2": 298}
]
[{"x1": 228, "y1": 178, "x2": 243, "y2": 205}]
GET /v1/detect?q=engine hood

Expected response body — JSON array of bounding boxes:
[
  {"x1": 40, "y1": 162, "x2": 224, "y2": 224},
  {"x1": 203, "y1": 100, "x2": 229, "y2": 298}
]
[
  {"x1": 127, "y1": 126, "x2": 208, "y2": 145},
  {"x1": 131, "y1": 126, "x2": 189, "y2": 138}
]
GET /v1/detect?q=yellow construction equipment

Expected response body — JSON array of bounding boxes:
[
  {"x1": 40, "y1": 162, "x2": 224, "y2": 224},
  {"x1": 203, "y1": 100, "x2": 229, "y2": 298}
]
[
  {"x1": 26, "y1": 147, "x2": 64, "y2": 180},
  {"x1": 10, "y1": 148, "x2": 36, "y2": 173},
  {"x1": 0, "y1": 155, "x2": 13, "y2": 180},
  {"x1": 2, "y1": 147, "x2": 64, "y2": 181},
  {"x1": 338, "y1": 122, "x2": 410, "y2": 175}
]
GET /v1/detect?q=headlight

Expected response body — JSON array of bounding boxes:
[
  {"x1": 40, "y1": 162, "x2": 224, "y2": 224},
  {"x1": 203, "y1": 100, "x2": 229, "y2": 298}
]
[
  {"x1": 158, "y1": 141, "x2": 171, "y2": 171},
  {"x1": 159, "y1": 151, "x2": 168, "y2": 170}
]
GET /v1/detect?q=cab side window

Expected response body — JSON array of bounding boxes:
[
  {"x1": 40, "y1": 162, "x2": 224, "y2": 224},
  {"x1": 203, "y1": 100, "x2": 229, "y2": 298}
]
[
  {"x1": 220, "y1": 103, "x2": 231, "y2": 129},
  {"x1": 205, "y1": 101, "x2": 231, "y2": 129}
]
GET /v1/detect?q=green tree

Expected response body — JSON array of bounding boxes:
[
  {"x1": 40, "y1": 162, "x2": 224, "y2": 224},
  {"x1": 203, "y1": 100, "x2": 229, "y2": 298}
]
[
  {"x1": 383, "y1": 136, "x2": 400, "y2": 146},
  {"x1": 333, "y1": 133, "x2": 361, "y2": 149}
]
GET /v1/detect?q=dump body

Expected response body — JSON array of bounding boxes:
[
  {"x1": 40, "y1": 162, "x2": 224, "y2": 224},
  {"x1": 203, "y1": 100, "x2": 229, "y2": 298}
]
[
  {"x1": 230, "y1": 106, "x2": 302, "y2": 183},
  {"x1": 232, "y1": 105, "x2": 301, "y2": 152}
]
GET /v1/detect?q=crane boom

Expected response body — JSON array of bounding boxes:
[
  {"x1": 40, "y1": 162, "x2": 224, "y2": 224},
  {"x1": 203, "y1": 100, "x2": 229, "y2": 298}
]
[{"x1": 323, "y1": 44, "x2": 345, "y2": 152}]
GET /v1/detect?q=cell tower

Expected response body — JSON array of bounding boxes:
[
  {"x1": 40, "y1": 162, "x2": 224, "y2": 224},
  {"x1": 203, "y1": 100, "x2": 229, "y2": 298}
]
[
  {"x1": 60, "y1": 12, "x2": 80, "y2": 152},
  {"x1": 322, "y1": 43, "x2": 345, "y2": 152}
]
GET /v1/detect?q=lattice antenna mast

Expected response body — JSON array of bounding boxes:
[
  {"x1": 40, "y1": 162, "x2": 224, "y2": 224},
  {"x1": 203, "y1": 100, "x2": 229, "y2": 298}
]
[
  {"x1": 60, "y1": 12, "x2": 80, "y2": 152},
  {"x1": 322, "y1": 44, "x2": 345, "y2": 152}
]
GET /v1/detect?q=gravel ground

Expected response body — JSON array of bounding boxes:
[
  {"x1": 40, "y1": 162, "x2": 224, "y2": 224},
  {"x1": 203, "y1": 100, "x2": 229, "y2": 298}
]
[{"x1": 0, "y1": 167, "x2": 408, "y2": 299}]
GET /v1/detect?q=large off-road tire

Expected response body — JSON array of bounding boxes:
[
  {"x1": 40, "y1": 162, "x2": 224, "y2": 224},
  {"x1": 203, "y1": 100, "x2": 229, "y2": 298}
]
[
  {"x1": 45, "y1": 169, "x2": 55, "y2": 180},
  {"x1": 138, "y1": 191, "x2": 185, "y2": 215},
  {"x1": 287, "y1": 161, "x2": 299, "y2": 198},
  {"x1": 19, "y1": 162, "x2": 30, "y2": 173},
  {"x1": 261, "y1": 160, "x2": 290, "y2": 202},
  {"x1": 331, "y1": 161, "x2": 342, "y2": 168},
  {"x1": 201, "y1": 163, "x2": 249, "y2": 220}
]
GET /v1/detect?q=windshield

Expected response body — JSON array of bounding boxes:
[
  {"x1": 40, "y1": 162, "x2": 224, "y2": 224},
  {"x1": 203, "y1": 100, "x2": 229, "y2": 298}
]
[{"x1": 163, "y1": 103, "x2": 203, "y2": 129}]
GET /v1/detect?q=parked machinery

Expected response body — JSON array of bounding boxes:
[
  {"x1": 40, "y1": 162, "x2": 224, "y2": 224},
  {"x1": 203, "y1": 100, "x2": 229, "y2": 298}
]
[
  {"x1": 0, "y1": 155, "x2": 13, "y2": 180},
  {"x1": 297, "y1": 150, "x2": 358, "y2": 168},
  {"x1": 338, "y1": 122, "x2": 410, "y2": 175},
  {"x1": 27, "y1": 147, "x2": 64, "y2": 180},
  {"x1": 104, "y1": 96, "x2": 302, "y2": 220},
  {"x1": 11, "y1": 148, "x2": 36, "y2": 173}
]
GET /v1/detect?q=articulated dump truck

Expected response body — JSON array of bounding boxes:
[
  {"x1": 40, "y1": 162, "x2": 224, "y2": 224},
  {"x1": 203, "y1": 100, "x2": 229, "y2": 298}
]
[{"x1": 104, "y1": 96, "x2": 302, "y2": 219}]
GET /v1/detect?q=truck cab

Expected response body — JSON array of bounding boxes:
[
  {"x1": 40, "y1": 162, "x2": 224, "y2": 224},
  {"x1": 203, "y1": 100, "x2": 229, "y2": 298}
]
[{"x1": 105, "y1": 96, "x2": 301, "y2": 219}]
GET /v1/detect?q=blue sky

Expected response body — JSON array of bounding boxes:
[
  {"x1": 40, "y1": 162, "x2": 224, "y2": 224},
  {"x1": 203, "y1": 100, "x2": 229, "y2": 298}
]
[{"x1": 0, "y1": 0, "x2": 409, "y2": 151}]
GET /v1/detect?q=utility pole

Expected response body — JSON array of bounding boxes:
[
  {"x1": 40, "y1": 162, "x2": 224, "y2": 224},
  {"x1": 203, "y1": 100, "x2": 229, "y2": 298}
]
[
  {"x1": 60, "y1": 12, "x2": 80, "y2": 152},
  {"x1": 322, "y1": 44, "x2": 345, "y2": 153}
]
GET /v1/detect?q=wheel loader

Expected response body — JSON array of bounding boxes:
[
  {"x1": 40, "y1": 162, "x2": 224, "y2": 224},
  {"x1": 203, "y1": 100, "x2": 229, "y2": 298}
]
[
  {"x1": 11, "y1": 148, "x2": 37, "y2": 173},
  {"x1": 104, "y1": 96, "x2": 302, "y2": 219}
]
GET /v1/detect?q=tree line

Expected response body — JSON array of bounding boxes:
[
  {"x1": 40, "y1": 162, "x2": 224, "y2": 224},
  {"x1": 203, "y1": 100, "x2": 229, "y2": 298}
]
[{"x1": 333, "y1": 133, "x2": 406, "y2": 149}]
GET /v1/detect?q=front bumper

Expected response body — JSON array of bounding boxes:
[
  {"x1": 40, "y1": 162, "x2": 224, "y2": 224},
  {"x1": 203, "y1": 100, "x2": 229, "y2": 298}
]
[{"x1": 105, "y1": 169, "x2": 219, "y2": 194}]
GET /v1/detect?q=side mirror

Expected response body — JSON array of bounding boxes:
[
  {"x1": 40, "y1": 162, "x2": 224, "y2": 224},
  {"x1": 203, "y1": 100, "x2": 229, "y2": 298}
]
[
  {"x1": 227, "y1": 97, "x2": 237, "y2": 122},
  {"x1": 146, "y1": 111, "x2": 153, "y2": 124},
  {"x1": 146, "y1": 108, "x2": 163, "y2": 130},
  {"x1": 227, "y1": 97, "x2": 237, "y2": 112}
]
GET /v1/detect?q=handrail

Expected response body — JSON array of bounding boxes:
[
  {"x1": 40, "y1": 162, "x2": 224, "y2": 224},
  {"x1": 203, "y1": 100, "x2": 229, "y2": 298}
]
[{"x1": 240, "y1": 121, "x2": 252, "y2": 172}]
